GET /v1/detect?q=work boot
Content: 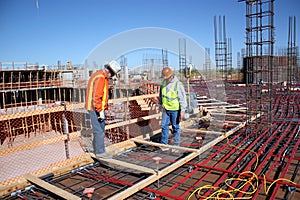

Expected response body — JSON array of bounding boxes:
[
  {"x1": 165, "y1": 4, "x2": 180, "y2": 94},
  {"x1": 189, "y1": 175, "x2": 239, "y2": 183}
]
[{"x1": 96, "y1": 152, "x2": 112, "y2": 159}]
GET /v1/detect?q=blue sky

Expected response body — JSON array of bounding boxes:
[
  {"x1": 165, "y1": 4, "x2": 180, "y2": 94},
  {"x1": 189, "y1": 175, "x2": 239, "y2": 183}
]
[{"x1": 0, "y1": 0, "x2": 299, "y2": 68}]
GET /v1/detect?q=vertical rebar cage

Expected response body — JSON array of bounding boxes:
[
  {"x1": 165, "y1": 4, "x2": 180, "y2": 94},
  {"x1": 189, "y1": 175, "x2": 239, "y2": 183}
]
[
  {"x1": 214, "y1": 16, "x2": 228, "y2": 84},
  {"x1": 287, "y1": 16, "x2": 297, "y2": 91},
  {"x1": 239, "y1": 0, "x2": 275, "y2": 134}
]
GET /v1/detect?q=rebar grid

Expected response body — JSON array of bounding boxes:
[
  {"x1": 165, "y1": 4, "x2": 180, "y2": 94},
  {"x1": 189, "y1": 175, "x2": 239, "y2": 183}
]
[{"x1": 1, "y1": 91, "x2": 299, "y2": 199}]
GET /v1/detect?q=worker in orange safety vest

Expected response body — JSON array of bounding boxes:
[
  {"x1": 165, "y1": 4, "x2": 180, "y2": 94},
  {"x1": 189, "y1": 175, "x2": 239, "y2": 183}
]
[{"x1": 85, "y1": 60, "x2": 121, "y2": 159}]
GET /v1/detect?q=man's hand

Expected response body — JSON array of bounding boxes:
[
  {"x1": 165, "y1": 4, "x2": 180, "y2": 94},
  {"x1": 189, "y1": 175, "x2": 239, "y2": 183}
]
[
  {"x1": 180, "y1": 111, "x2": 184, "y2": 122},
  {"x1": 158, "y1": 105, "x2": 163, "y2": 112},
  {"x1": 98, "y1": 110, "x2": 105, "y2": 121}
]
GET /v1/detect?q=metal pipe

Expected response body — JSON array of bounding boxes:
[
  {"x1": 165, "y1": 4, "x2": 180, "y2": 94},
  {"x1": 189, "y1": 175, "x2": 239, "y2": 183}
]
[{"x1": 61, "y1": 102, "x2": 70, "y2": 159}]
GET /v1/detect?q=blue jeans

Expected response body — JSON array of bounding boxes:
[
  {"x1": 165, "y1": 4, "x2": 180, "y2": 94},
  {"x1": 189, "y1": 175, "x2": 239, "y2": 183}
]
[
  {"x1": 88, "y1": 110, "x2": 105, "y2": 154},
  {"x1": 161, "y1": 109, "x2": 180, "y2": 146}
]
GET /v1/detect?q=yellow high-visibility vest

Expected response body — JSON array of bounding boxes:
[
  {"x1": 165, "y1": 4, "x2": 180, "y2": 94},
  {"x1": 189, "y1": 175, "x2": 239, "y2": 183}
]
[{"x1": 161, "y1": 80, "x2": 180, "y2": 110}]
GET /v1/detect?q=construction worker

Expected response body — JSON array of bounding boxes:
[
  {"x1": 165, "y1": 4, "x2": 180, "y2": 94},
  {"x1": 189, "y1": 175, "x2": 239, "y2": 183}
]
[
  {"x1": 85, "y1": 60, "x2": 121, "y2": 159},
  {"x1": 158, "y1": 67, "x2": 187, "y2": 151}
]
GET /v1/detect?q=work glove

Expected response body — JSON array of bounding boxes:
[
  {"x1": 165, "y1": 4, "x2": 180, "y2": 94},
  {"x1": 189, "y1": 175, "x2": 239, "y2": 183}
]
[{"x1": 98, "y1": 110, "x2": 105, "y2": 121}]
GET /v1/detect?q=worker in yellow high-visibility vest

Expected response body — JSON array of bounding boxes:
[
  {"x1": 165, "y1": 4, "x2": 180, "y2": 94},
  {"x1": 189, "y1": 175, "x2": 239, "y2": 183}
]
[{"x1": 158, "y1": 67, "x2": 187, "y2": 152}]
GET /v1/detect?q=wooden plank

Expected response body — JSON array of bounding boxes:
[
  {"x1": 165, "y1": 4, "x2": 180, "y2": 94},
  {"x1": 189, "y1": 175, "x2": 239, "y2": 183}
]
[
  {"x1": 130, "y1": 138, "x2": 198, "y2": 153},
  {"x1": 223, "y1": 120, "x2": 244, "y2": 124},
  {"x1": 208, "y1": 108, "x2": 247, "y2": 113},
  {"x1": 198, "y1": 102, "x2": 229, "y2": 106},
  {"x1": 1, "y1": 105, "x2": 66, "y2": 121},
  {"x1": 91, "y1": 155, "x2": 156, "y2": 174},
  {"x1": 207, "y1": 119, "x2": 245, "y2": 125},
  {"x1": 196, "y1": 99, "x2": 215, "y2": 102},
  {"x1": 109, "y1": 93, "x2": 158, "y2": 103},
  {"x1": 196, "y1": 96, "x2": 208, "y2": 100},
  {"x1": 211, "y1": 113, "x2": 245, "y2": 117},
  {"x1": 105, "y1": 113, "x2": 161, "y2": 129},
  {"x1": 105, "y1": 139, "x2": 138, "y2": 154},
  {"x1": 0, "y1": 93, "x2": 159, "y2": 121},
  {"x1": 202, "y1": 104, "x2": 246, "y2": 109},
  {"x1": 225, "y1": 107, "x2": 247, "y2": 111},
  {"x1": 182, "y1": 128, "x2": 224, "y2": 135},
  {"x1": 24, "y1": 174, "x2": 81, "y2": 200}
]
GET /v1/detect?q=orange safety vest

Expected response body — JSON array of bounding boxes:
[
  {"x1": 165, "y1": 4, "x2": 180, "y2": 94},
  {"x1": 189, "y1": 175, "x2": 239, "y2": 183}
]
[{"x1": 85, "y1": 70, "x2": 109, "y2": 112}]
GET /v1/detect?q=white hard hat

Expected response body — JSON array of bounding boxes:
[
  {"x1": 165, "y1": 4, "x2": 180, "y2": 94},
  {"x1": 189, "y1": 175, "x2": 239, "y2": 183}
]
[{"x1": 105, "y1": 60, "x2": 121, "y2": 76}]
